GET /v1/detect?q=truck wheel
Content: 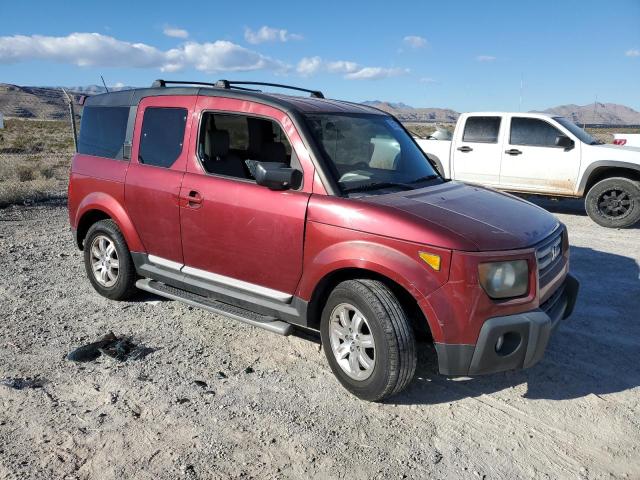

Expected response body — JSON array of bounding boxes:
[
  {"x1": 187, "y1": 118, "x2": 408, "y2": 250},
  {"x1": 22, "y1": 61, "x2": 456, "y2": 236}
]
[
  {"x1": 320, "y1": 279, "x2": 416, "y2": 402},
  {"x1": 585, "y1": 177, "x2": 640, "y2": 228},
  {"x1": 84, "y1": 219, "x2": 137, "y2": 300}
]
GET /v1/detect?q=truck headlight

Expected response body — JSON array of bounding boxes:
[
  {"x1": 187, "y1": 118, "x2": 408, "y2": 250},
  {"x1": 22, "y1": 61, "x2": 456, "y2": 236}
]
[{"x1": 478, "y1": 260, "x2": 529, "y2": 299}]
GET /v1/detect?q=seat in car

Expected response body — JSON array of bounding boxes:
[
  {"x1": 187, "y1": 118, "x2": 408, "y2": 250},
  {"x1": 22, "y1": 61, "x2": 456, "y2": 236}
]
[{"x1": 203, "y1": 130, "x2": 247, "y2": 178}]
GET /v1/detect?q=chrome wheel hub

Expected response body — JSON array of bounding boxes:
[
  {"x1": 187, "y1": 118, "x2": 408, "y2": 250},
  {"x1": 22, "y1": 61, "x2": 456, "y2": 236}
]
[
  {"x1": 329, "y1": 303, "x2": 376, "y2": 381},
  {"x1": 90, "y1": 235, "x2": 119, "y2": 287}
]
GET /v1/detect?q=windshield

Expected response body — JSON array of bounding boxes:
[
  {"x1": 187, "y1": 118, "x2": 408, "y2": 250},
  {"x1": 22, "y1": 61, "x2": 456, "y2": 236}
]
[
  {"x1": 305, "y1": 113, "x2": 441, "y2": 195},
  {"x1": 554, "y1": 117, "x2": 599, "y2": 145}
]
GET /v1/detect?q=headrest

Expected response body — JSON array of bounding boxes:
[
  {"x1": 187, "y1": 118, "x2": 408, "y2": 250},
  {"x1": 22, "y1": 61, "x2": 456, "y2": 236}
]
[
  {"x1": 211, "y1": 130, "x2": 230, "y2": 159},
  {"x1": 262, "y1": 142, "x2": 287, "y2": 164}
]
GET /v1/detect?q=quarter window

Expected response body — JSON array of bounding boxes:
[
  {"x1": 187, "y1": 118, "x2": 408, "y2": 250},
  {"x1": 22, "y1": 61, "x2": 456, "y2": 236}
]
[
  {"x1": 78, "y1": 106, "x2": 129, "y2": 159},
  {"x1": 510, "y1": 117, "x2": 563, "y2": 147},
  {"x1": 462, "y1": 116, "x2": 501, "y2": 143},
  {"x1": 138, "y1": 107, "x2": 187, "y2": 168}
]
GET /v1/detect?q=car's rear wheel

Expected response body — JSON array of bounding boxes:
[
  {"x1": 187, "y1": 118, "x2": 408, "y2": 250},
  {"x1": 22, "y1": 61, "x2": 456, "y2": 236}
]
[
  {"x1": 320, "y1": 279, "x2": 416, "y2": 402},
  {"x1": 585, "y1": 177, "x2": 640, "y2": 228},
  {"x1": 84, "y1": 219, "x2": 137, "y2": 300}
]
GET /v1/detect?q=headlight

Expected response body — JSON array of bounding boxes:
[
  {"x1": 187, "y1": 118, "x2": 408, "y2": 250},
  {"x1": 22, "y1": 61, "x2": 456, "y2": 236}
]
[{"x1": 478, "y1": 260, "x2": 529, "y2": 299}]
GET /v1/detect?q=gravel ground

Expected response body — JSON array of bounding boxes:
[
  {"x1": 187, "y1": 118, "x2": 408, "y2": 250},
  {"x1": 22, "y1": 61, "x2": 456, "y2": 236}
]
[{"x1": 0, "y1": 198, "x2": 639, "y2": 480}]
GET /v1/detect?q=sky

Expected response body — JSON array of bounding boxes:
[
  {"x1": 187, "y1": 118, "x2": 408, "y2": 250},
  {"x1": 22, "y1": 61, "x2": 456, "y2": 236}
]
[{"x1": 1, "y1": 0, "x2": 639, "y2": 112}]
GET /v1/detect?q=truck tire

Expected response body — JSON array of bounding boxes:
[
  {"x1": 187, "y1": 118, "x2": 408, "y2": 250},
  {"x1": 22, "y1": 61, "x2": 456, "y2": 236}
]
[
  {"x1": 84, "y1": 219, "x2": 137, "y2": 300},
  {"x1": 320, "y1": 279, "x2": 416, "y2": 402},
  {"x1": 585, "y1": 177, "x2": 640, "y2": 228}
]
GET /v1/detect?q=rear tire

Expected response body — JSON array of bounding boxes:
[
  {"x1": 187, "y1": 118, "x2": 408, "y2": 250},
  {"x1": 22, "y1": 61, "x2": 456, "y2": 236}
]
[
  {"x1": 585, "y1": 177, "x2": 640, "y2": 228},
  {"x1": 84, "y1": 219, "x2": 137, "y2": 300},
  {"x1": 320, "y1": 279, "x2": 416, "y2": 402}
]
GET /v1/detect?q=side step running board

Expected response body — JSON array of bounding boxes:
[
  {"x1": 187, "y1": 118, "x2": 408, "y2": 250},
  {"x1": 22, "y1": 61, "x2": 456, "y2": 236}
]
[{"x1": 136, "y1": 279, "x2": 293, "y2": 336}]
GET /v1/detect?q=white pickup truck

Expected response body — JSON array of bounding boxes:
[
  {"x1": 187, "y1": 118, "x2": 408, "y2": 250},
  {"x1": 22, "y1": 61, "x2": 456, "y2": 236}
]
[{"x1": 414, "y1": 112, "x2": 640, "y2": 228}]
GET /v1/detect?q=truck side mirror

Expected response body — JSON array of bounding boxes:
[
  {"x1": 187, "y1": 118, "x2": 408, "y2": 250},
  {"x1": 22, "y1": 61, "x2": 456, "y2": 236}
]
[
  {"x1": 555, "y1": 135, "x2": 575, "y2": 150},
  {"x1": 255, "y1": 162, "x2": 302, "y2": 190}
]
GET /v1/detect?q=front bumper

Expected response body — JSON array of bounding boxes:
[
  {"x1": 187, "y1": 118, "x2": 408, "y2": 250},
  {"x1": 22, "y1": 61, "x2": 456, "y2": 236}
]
[{"x1": 435, "y1": 274, "x2": 579, "y2": 376}]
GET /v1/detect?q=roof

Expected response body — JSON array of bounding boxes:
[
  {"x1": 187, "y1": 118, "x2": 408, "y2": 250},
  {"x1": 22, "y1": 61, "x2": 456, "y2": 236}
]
[
  {"x1": 461, "y1": 111, "x2": 558, "y2": 119},
  {"x1": 83, "y1": 84, "x2": 385, "y2": 116}
]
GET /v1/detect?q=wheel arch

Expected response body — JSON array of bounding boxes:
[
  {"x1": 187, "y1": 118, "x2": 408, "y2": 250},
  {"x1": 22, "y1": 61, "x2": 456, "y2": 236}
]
[
  {"x1": 74, "y1": 192, "x2": 145, "y2": 252},
  {"x1": 579, "y1": 161, "x2": 640, "y2": 195},
  {"x1": 305, "y1": 267, "x2": 433, "y2": 341}
]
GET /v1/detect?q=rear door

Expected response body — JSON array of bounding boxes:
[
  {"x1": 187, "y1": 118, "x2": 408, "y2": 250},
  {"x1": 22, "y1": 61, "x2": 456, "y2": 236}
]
[
  {"x1": 451, "y1": 115, "x2": 503, "y2": 185},
  {"x1": 125, "y1": 96, "x2": 196, "y2": 264},
  {"x1": 500, "y1": 116, "x2": 581, "y2": 194}
]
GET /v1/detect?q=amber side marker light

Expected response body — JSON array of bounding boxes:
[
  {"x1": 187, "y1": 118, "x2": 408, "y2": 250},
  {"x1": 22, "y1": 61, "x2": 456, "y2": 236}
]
[{"x1": 419, "y1": 252, "x2": 441, "y2": 271}]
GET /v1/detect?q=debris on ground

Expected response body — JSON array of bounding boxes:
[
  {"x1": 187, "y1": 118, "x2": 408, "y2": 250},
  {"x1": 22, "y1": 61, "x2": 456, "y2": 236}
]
[
  {"x1": 66, "y1": 332, "x2": 155, "y2": 362},
  {"x1": 0, "y1": 377, "x2": 44, "y2": 390}
]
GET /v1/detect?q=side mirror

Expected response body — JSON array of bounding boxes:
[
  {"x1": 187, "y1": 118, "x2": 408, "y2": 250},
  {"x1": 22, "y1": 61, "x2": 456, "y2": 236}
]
[
  {"x1": 255, "y1": 162, "x2": 302, "y2": 191},
  {"x1": 555, "y1": 135, "x2": 575, "y2": 150}
]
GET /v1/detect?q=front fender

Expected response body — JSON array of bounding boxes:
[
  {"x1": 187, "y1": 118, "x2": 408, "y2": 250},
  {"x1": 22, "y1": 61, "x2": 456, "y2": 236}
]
[
  {"x1": 578, "y1": 160, "x2": 640, "y2": 195},
  {"x1": 297, "y1": 221, "x2": 451, "y2": 335},
  {"x1": 75, "y1": 191, "x2": 145, "y2": 253}
]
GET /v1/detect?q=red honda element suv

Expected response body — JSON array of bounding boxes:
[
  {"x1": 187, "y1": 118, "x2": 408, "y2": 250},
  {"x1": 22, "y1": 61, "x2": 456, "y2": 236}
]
[{"x1": 68, "y1": 80, "x2": 579, "y2": 401}]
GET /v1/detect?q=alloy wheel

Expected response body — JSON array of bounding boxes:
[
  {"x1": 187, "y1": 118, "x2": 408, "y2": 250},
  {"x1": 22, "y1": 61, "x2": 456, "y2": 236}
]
[
  {"x1": 90, "y1": 235, "x2": 119, "y2": 287},
  {"x1": 328, "y1": 303, "x2": 376, "y2": 381}
]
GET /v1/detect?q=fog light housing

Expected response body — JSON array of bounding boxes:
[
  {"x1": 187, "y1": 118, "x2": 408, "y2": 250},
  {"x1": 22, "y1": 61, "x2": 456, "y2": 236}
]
[{"x1": 478, "y1": 260, "x2": 528, "y2": 299}]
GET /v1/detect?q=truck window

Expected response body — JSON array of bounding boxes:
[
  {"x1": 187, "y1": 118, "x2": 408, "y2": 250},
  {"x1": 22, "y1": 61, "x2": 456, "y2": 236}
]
[
  {"x1": 78, "y1": 106, "x2": 129, "y2": 159},
  {"x1": 510, "y1": 117, "x2": 563, "y2": 147},
  {"x1": 138, "y1": 107, "x2": 187, "y2": 168},
  {"x1": 462, "y1": 116, "x2": 501, "y2": 143}
]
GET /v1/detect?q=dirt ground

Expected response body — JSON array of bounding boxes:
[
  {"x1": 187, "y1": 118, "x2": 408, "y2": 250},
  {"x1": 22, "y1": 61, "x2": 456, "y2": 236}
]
[{"x1": 0, "y1": 198, "x2": 639, "y2": 480}]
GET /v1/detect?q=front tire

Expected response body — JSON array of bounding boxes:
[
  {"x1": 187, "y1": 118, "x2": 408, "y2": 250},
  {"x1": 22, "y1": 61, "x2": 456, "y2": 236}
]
[
  {"x1": 320, "y1": 279, "x2": 416, "y2": 402},
  {"x1": 585, "y1": 177, "x2": 640, "y2": 228},
  {"x1": 84, "y1": 219, "x2": 137, "y2": 300}
]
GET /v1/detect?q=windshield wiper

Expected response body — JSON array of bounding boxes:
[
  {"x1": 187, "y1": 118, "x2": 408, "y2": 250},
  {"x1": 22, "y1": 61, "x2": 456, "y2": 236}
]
[
  {"x1": 342, "y1": 181, "x2": 415, "y2": 193},
  {"x1": 409, "y1": 174, "x2": 439, "y2": 184}
]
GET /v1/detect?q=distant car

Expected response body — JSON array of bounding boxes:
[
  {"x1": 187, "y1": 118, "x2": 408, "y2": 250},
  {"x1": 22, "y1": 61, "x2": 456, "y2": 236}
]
[
  {"x1": 613, "y1": 133, "x2": 640, "y2": 148},
  {"x1": 415, "y1": 112, "x2": 640, "y2": 228},
  {"x1": 68, "y1": 80, "x2": 578, "y2": 401}
]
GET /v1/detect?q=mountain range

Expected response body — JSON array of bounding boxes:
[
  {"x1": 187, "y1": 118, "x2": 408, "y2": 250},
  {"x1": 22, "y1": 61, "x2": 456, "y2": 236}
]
[{"x1": 1, "y1": 83, "x2": 639, "y2": 125}]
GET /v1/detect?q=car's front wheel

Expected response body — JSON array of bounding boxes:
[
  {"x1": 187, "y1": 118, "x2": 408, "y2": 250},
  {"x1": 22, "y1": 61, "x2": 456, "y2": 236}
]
[
  {"x1": 585, "y1": 177, "x2": 640, "y2": 228},
  {"x1": 84, "y1": 219, "x2": 137, "y2": 300},
  {"x1": 320, "y1": 279, "x2": 416, "y2": 402}
]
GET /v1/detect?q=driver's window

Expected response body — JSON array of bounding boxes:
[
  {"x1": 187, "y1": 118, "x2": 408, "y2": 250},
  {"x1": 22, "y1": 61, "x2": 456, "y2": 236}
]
[
  {"x1": 510, "y1": 118, "x2": 563, "y2": 147},
  {"x1": 198, "y1": 112, "x2": 297, "y2": 180}
]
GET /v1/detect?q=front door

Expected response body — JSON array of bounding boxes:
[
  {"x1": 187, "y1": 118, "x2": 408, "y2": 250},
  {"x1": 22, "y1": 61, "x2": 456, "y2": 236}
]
[
  {"x1": 499, "y1": 116, "x2": 581, "y2": 194},
  {"x1": 179, "y1": 98, "x2": 312, "y2": 299},
  {"x1": 451, "y1": 115, "x2": 503, "y2": 185},
  {"x1": 125, "y1": 96, "x2": 196, "y2": 264}
]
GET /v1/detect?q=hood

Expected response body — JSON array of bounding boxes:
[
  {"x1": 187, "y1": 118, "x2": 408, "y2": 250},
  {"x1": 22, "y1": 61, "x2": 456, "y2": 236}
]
[
  {"x1": 586, "y1": 143, "x2": 640, "y2": 162},
  {"x1": 360, "y1": 181, "x2": 560, "y2": 251}
]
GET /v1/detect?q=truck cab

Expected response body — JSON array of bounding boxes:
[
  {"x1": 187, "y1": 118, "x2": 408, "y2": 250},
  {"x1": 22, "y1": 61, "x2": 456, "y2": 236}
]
[{"x1": 416, "y1": 112, "x2": 640, "y2": 228}]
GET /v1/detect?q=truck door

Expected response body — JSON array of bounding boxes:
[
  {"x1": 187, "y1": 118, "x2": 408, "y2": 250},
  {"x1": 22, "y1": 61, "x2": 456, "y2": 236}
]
[
  {"x1": 451, "y1": 115, "x2": 503, "y2": 185},
  {"x1": 500, "y1": 116, "x2": 581, "y2": 194}
]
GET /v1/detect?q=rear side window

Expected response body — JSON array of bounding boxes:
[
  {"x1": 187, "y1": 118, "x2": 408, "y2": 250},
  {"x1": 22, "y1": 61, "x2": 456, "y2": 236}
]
[
  {"x1": 138, "y1": 107, "x2": 187, "y2": 168},
  {"x1": 78, "y1": 106, "x2": 129, "y2": 158},
  {"x1": 462, "y1": 116, "x2": 501, "y2": 143},
  {"x1": 510, "y1": 117, "x2": 563, "y2": 147}
]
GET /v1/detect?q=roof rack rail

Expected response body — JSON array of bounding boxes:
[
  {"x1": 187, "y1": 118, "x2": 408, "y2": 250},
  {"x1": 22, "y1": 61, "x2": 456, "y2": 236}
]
[
  {"x1": 215, "y1": 80, "x2": 324, "y2": 99},
  {"x1": 151, "y1": 79, "x2": 325, "y2": 99}
]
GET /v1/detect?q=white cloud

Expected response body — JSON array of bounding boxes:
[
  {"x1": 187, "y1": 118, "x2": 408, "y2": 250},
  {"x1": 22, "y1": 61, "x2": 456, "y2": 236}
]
[
  {"x1": 244, "y1": 26, "x2": 303, "y2": 44},
  {"x1": 345, "y1": 67, "x2": 408, "y2": 80},
  {"x1": 0, "y1": 33, "x2": 288, "y2": 73},
  {"x1": 163, "y1": 26, "x2": 189, "y2": 39},
  {"x1": 112, "y1": 81, "x2": 125, "y2": 88},
  {"x1": 476, "y1": 55, "x2": 496, "y2": 62},
  {"x1": 403, "y1": 35, "x2": 428, "y2": 48},
  {"x1": 419, "y1": 77, "x2": 436, "y2": 83},
  {"x1": 296, "y1": 56, "x2": 322, "y2": 76},
  {"x1": 297, "y1": 56, "x2": 408, "y2": 80},
  {"x1": 626, "y1": 48, "x2": 640, "y2": 57}
]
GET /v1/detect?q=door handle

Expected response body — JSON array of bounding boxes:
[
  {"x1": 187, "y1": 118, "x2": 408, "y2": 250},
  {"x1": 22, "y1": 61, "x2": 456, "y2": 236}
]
[
  {"x1": 185, "y1": 190, "x2": 203, "y2": 207},
  {"x1": 505, "y1": 149, "x2": 523, "y2": 156},
  {"x1": 457, "y1": 146, "x2": 473, "y2": 153}
]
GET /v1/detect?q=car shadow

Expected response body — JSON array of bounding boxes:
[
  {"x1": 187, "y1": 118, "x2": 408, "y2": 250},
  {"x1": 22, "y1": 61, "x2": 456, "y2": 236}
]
[{"x1": 393, "y1": 245, "x2": 640, "y2": 405}]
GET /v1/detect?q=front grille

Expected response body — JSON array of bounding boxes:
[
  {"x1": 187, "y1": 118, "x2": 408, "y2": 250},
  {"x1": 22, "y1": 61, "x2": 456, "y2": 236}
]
[{"x1": 536, "y1": 231, "x2": 563, "y2": 280}]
